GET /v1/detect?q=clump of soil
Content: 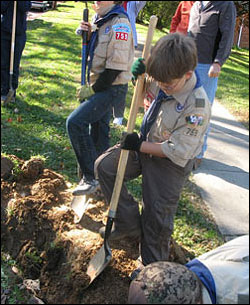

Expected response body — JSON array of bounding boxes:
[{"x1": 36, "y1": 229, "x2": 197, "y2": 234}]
[{"x1": 1, "y1": 154, "x2": 193, "y2": 304}]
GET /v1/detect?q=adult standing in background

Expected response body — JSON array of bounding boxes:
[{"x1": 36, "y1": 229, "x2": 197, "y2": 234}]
[
  {"x1": 188, "y1": 1, "x2": 236, "y2": 169},
  {"x1": 123, "y1": 1, "x2": 147, "y2": 49},
  {"x1": 112, "y1": 1, "x2": 146, "y2": 126},
  {"x1": 170, "y1": 1, "x2": 195, "y2": 35},
  {"x1": 1, "y1": 1, "x2": 31, "y2": 103}
]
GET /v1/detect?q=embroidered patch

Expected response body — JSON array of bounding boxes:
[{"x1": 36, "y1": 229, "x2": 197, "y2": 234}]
[
  {"x1": 195, "y1": 98, "x2": 205, "y2": 108},
  {"x1": 176, "y1": 102, "x2": 185, "y2": 112},
  {"x1": 185, "y1": 115, "x2": 204, "y2": 127},
  {"x1": 105, "y1": 26, "x2": 111, "y2": 34},
  {"x1": 112, "y1": 23, "x2": 131, "y2": 33},
  {"x1": 115, "y1": 32, "x2": 128, "y2": 41},
  {"x1": 184, "y1": 128, "x2": 199, "y2": 137}
]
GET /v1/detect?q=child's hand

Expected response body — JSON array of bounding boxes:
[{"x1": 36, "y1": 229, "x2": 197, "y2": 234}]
[
  {"x1": 80, "y1": 21, "x2": 91, "y2": 32},
  {"x1": 120, "y1": 132, "x2": 143, "y2": 152},
  {"x1": 76, "y1": 85, "x2": 94, "y2": 102},
  {"x1": 131, "y1": 58, "x2": 146, "y2": 81},
  {"x1": 78, "y1": 21, "x2": 92, "y2": 40}
]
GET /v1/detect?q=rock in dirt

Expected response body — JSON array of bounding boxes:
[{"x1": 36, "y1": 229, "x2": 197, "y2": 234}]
[
  {"x1": 1, "y1": 156, "x2": 14, "y2": 179},
  {"x1": 21, "y1": 158, "x2": 44, "y2": 180}
]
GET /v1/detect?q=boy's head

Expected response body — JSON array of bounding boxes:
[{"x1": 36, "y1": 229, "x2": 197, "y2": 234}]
[
  {"x1": 93, "y1": 1, "x2": 123, "y2": 14},
  {"x1": 128, "y1": 262, "x2": 203, "y2": 304},
  {"x1": 146, "y1": 33, "x2": 197, "y2": 95}
]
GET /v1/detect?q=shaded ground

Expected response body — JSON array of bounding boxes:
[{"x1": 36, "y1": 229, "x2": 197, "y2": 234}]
[{"x1": 1, "y1": 155, "x2": 192, "y2": 304}]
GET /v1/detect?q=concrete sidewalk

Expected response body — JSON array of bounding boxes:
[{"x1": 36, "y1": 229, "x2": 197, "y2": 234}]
[{"x1": 192, "y1": 100, "x2": 249, "y2": 241}]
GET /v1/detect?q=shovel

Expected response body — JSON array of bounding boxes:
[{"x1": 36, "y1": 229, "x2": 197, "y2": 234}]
[
  {"x1": 71, "y1": 2, "x2": 90, "y2": 224},
  {"x1": 86, "y1": 15, "x2": 158, "y2": 286},
  {"x1": 4, "y1": 1, "x2": 17, "y2": 106}
]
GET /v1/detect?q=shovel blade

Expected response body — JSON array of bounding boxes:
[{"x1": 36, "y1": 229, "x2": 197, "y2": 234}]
[
  {"x1": 4, "y1": 89, "x2": 15, "y2": 105},
  {"x1": 71, "y1": 194, "x2": 91, "y2": 223},
  {"x1": 86, "y1": 243, "x2": 112, "y2": 285}
]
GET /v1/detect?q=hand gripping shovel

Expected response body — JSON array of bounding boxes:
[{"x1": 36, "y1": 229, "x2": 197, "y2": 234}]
[
  {"x1": 86, "y1": 15, "x2": 158, "y2": 286},
  {"x1": 71, "y1": 2, "x2": 90, "y2": 224},
  {"x1": 4, "y1": 1, "x2": 17, "y2": 106}
]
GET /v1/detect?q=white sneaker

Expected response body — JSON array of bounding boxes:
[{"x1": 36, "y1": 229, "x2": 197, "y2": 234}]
[
  {"x1": 72, "y1": 178, "x2": 99, "y2": 196},
  {"x1": 113, "y1": 117, "x2": 123, "y2": 126}
]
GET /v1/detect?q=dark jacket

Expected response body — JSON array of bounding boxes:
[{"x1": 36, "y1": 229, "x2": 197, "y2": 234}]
[
  {"x1": 1, "y1": 1, "x2": 31, "y2": 35},
  {"x1": 188, "y1": 1, "x2": 236, "y2": 66}
]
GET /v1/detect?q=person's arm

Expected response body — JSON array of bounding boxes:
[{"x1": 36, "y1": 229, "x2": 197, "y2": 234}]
[
  {"x1": 140, "y1": 141, "x2": 166, "y2": 157},
  {"x1": 120, "y1": 132, "x2": 166, "y2": 158},
  {"x1": 214, "y1": 2, "x2": 236, "y2": 66},
  {"x1": 92, "y1": 69, "x2": 122, "y2": 92},
  {"x1": 170, "y1": 3, "x2": 182, "y2": 33}
]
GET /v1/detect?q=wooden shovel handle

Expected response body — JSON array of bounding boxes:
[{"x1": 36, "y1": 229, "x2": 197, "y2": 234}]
[
  {"x1": 108, "y1": 16, "x2": 158, "y2": 217},
  {"x1": 10, "y1": 1, "x2": 17, "y2": 75}
]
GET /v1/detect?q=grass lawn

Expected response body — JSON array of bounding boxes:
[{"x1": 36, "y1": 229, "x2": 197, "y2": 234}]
[
  {"x1": 2, "y1": 1, "x2": 237, "y2": 259},
  {"x1": 216, "y1": 47, "x2": 249, "y2": 129}
]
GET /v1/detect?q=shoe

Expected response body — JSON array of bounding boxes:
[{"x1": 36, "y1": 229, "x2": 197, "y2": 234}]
[
  {"x1": 1, "y1": 94, "x2": 15, "y2": 104},
  {"x1": 72, "y1": 178, "x2": 99, "y2": 196},
  {"x1": 113, "y1": 117, "x2": 123, "y2": 126},
  {"x1": 193, "y1": 158, "x2": 202, "y2": 171},
  {"x1": 99, "y1": 226, "x2": 141, "y2": 241}
]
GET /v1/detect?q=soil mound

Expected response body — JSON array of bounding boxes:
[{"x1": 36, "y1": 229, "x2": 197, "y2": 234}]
[{"x1": 1, "y1": 155, "x2": 192, "y2": 304}]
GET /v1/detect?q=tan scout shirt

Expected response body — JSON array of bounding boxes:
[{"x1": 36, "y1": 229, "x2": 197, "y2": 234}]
[
  {"x1": 147, "y1": 73, "x2": 211, "y2": 167},
  {"x1": 90, "y1": 15, "x2": 134, "y2": 86}
]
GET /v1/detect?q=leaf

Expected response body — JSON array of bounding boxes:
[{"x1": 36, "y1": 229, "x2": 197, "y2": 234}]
[{"x1": 17, "y1": 116, "x2": 23, "y2": 123}]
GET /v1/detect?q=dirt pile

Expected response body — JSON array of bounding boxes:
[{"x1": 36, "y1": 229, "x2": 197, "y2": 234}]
[{"x1": 1, "y1": 155, "x2": 192, "y2": 304}]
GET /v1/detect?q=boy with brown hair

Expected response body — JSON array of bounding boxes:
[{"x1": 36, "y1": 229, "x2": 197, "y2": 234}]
[
  {"x1": 67, "y1": 1, "x2": 134, "y2": 196},
  {"x1": 95, "y1": 33, "x2": 211, "y2": 269}
]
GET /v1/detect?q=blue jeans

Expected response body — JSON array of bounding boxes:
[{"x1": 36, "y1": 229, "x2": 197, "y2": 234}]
[
  {"x1": 66, "y1": 84, "x2": 128, "y2": 181},
  {"x1": 1, "y1": 31, "x2": 26, "y2": 95},
  {"x1": 196, "y1": 63, "x2": 218, "y2": 159}
]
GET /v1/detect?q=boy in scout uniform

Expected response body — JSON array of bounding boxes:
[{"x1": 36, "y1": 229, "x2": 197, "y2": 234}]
[
  {"x1": 66, "y1": 1, "x2": 134, "y2": 195},
  {"x1": 95, "y1": 33, "x2": 211, "y2": 269}
]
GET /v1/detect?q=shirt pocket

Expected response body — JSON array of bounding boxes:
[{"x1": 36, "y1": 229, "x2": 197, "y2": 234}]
[{"x1": 94, "y1": 34, "x2": 110, "y2": 59}]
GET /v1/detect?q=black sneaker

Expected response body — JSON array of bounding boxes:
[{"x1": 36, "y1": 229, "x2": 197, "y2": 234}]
[
  {"x1": 72, "y1": 178, "x2": 99, "y2": 196},
  {"x1": 99, "y1": 226, "x2": 141, "y2": 241}
]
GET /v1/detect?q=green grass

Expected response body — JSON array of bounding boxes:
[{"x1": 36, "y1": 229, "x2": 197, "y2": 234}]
[{"x1": 216, "y1": 47, "x2": 249, "y2": 129}]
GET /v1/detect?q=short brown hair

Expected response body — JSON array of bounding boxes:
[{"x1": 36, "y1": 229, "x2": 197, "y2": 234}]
[
  {"x1": 114, "y1": 1, "x2": 124, "y2": 5},
  {"x1": 146, "y1": 33, "x2": 197, "y2": 83}
]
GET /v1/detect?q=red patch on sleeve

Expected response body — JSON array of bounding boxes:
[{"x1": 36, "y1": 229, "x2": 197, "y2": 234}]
[{"x1": 116, "y1": 32, "x2": 128, "y2": 41}]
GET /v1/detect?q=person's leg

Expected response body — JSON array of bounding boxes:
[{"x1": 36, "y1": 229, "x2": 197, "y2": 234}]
[
  {"x1": 112, "y1": 84, "x2": 128, "y2": 125},
  {"x1": 195, "y1": 63, "x2": 218, "y2": 160},
  {"x1": 95, "y1": 146, "x2": 142, "y2": 235},
  {"x1": 1, "y1": 32, "x2": 11, "y2": 98},
  {"x1": 12, "y1": 34, "x2": 26, "y2": 93},
  {"x1": 140, "y1": 155, "x2": 194, "y2": 265},
  {"x1": 66, "y1": 89, "x2": 115, "y2": 183}
]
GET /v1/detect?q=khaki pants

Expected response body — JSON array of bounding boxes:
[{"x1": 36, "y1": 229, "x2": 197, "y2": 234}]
[{"x1": 95, "y1": 145, "x2": 194, "y2": 265}]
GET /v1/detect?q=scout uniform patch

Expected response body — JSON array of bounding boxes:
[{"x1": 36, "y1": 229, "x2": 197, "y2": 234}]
[
  {"x1": 185, "y1": 115, "x2": 204, "y2": 127},
  {"x1": 112, "y1": 23, "x2": 131, "y2": 41}
]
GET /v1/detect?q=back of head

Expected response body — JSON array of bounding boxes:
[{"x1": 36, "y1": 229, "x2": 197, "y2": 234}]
[
  {"x1": 146, "y1": 33, "x2": 198, "y2": 83},
  {"x1": 128, "y1": 261, "x2": 202, "y2": 304}
]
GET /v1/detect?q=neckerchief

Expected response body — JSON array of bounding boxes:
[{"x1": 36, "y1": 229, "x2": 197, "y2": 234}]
[
  {"x1": 87, "y1": 5, "x2": 129, "y2": 83},
  {"x1": 140, "y1": 90, "x2": 173, "y2": 141},
  {"x1": 140, "y1": 71, "x2": 202, "y2": 141}
]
